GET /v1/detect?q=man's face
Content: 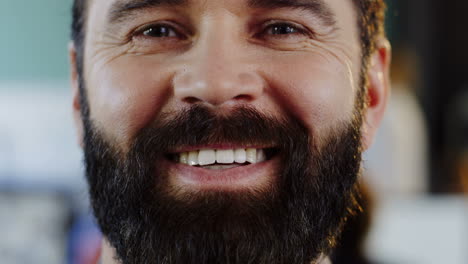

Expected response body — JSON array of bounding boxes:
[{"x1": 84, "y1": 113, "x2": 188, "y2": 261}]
[
  {"x1": 83, "y1": 0, "x2": 361, "y2": 153},
  {"x1": 71, "y1": 0, "x2": 389, "y2": 263}
]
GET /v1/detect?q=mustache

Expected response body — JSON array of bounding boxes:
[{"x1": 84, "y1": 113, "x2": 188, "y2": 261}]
[{"x1": 130, "y1": 105, "x2": 310, "y2": 155}]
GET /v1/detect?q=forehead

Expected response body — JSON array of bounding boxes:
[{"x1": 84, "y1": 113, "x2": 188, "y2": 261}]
[{"x1": 86, "y1": 0, "x2": 357, "y2": 26}]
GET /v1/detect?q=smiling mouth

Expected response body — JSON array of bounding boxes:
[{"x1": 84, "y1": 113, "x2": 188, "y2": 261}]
[
  {"x1": 162, "y1": 146, "x2": 280, "y2": 191},
  {"x1": 166, "y1": 147, "x2": 278, "y2": 169}
]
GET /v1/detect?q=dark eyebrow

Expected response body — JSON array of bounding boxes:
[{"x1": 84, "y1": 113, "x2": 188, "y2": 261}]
[
  {"x1": 108, "y1": 0, "x2": 336, "y2": 28},
  {"x1": 248, "y1": 0, "x2": 336, "y2": 27},
  {"x1": 108, "y1": 0, "x2": 188, "y2": 24}
]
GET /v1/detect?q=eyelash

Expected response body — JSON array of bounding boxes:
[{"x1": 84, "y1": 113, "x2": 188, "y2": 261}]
[
  {"x1": 259, "y1": 21, "x2": 310, "y2": 38},
  {"x1": 133, "y1": 22, "x2": 185, "y2": 39},
  {"x1": 132, "y1": 21, "x2": 310, "y2": 40}
]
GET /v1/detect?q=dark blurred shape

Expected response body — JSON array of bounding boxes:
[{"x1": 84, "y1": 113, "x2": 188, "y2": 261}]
[
  {"x1": 388, "y1": 0, "x2": 468, "y2": 193},
  {"x1": 331, "y1": 183, "x2": 375, "y2": 264},
  {"x1": 459, "y1": 151, "x2": 468, "y2": 193},
  {"x1": 445, "y1": 86, "x2": 468, "y2": 194}
]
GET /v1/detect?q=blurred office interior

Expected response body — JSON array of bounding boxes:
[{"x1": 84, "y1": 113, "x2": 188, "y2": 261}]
[{"x1": 0, "y1": 0, "x2": 467, "y2": 263}]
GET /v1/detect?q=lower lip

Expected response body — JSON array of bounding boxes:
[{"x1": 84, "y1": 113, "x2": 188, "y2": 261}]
[{"x1": 160, "y1": 156, "x2": 280, "y2": 191}]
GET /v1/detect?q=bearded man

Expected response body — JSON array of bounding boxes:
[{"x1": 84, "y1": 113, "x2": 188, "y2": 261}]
[{"x1": 69, "y1": 0, "x2": 390, "y2": 263}]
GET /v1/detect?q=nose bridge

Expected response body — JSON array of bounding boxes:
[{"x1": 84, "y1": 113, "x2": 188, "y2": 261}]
[
  {"x1": 197, "y1": 28, "x2": 240, "y2": 87},
  {"x1": 173, "y1": 16, "x2": 264, "y2": 106},
  {"x1": 194, "y1": 12, "x2": 244, "y2": 77}
]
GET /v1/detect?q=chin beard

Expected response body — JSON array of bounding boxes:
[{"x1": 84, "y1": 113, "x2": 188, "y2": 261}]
[{"x1": 82, "y1": 104, "x2": 363, "y2": 264}]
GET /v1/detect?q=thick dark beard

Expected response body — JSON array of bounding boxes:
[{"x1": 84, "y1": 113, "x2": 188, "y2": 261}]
[{"x1": 82, "y1": 103, "x2": 363, "y2": 264}]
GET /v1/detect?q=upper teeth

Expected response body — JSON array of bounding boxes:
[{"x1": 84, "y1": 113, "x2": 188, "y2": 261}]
[{"x1": 178, "y1": 148, "x2": 266, "y2": 166}]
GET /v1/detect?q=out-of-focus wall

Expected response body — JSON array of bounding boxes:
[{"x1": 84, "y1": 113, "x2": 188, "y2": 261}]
[
  {"x1": 0, "y1": 0, "x2": 72, "y2": 82},
  {"x1": 0, "y1": 4, "x2": 84, "y2": 261},
  {"x1": 0, "y1": 0, "x2": 81, "y2": 186}
]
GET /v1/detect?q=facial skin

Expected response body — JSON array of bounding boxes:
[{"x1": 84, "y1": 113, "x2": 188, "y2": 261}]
[{"x1": 70, "y1": 0, "x2": 390, "y2": 263}]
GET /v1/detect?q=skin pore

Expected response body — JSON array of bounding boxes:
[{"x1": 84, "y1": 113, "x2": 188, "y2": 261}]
[{"x1": 70, "y1": 0, "x2": 390, "y2": 263}]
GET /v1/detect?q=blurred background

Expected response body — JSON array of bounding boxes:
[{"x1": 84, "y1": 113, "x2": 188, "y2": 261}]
[{"x1": 0, "y1": 0, "x2": 467, "y2": 263}]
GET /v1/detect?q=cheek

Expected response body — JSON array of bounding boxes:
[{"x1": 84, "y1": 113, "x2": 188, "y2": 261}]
[
  {"x1": 86, "y1": 57, "x2": 171, "y2": 146},
  {"x1": 265, "y1": 53, "x2": 357, "y2": 134}
]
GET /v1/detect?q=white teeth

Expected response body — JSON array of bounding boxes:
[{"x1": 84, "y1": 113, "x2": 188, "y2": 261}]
[
  {"x1": 234, "y1": 148, "x2": 247, "y2": 163},
  {"x1": 188, "y1": 151, "x2": 199, "y2": 166},
  {"x1": 178, "y1": 148, "x2": 269, "y2": 166},
  {"x1": 179, "y1": 152, "x2": 188, "y2": 164},
  {"x1": 246, "y1": 148, "x2": 257, "y2": 164},
  {"x1": 216, "y1": 149, "x2": 234, "y2": 164},
  {"x1": 198, "y1": 149, "x2": 216, "y2": 166},
  {"x1": 256, "y1": 149, "x2": 266, "y2": 163}
]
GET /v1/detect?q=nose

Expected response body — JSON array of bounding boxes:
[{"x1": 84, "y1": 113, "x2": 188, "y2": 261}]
[{"x1": 173, "y1": 42, "x2": 264, "y2": 107}]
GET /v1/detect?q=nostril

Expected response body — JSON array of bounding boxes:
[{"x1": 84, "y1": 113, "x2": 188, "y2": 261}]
[
  {"x1": 184, "y1": 96, "x2": 202, "y2": 104},
  {"x1": 174, "y1": 70, "x2": 264, "y2": 106},
  {"x1": 233, "y1": 94, "x2": 252, "y2": 101}
]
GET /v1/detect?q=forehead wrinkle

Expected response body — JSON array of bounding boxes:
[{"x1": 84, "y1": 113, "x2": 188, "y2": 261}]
[
  {"x1": 247, "y1": 0, "x2": 337, "y2": 27},
  {"x1": 108, "y1": 0, "x2": 188, "y2": 24}
]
